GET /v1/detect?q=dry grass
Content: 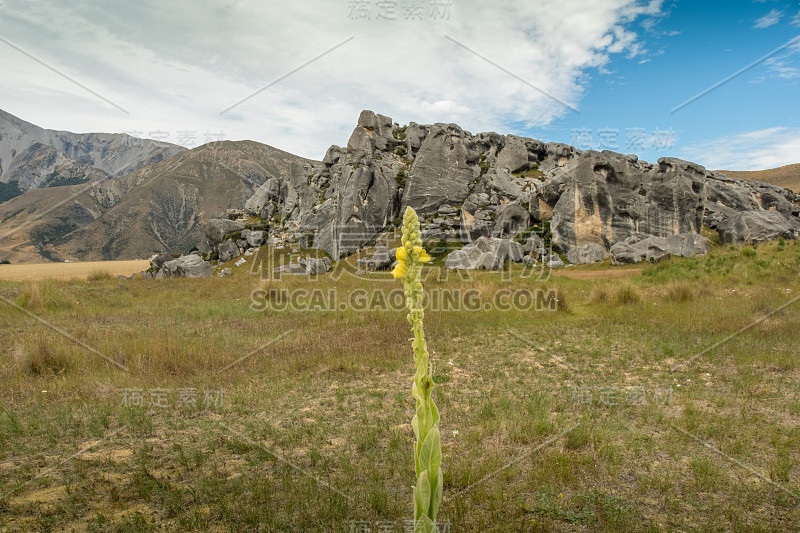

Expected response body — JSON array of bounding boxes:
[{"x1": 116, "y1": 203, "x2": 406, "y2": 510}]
[
  {"x1": 0, "y1": 260, "x2": 149, "y2": 281},
  {"x1": 0, "y1": 240, "x2": 799, "y2": 531}
]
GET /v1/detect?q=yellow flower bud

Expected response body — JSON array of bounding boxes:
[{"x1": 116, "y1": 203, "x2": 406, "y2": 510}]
[
  {"x1": 419, "y1": 250, "x2": 431, "y2": 263},
  {"x1": 396, "y1": 247, "x2": 407, "y2": 261}
]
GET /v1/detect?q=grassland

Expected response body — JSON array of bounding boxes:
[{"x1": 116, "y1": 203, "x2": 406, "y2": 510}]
[{"x1": 0, "y1": 240, "x2": 799, "y2": 532}]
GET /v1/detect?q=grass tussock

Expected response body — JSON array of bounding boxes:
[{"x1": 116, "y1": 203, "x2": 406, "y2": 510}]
[
  {"x1": 86, "y1": 269, "x2": 114, "y2": 281},
  {"x1": 665, "y1": 282, "x2": 694, "y2": 303},
  {"x1": 589, "y1": 285, "x2": 611, "y2": 305},
  {"x1": 14, "y1": 279, "x2": 72, "y2": 311},
  {"x1": 615, "y1": 284, "x2": 641, "y2": 305},
  {"x1": 13, "y1": 338, "x2": 73, "y2": 375}
]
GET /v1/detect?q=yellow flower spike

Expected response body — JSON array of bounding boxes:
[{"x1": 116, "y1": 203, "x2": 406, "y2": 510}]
[{"x1": 392, "y1": 206, "x2": 441, "y2": 533}]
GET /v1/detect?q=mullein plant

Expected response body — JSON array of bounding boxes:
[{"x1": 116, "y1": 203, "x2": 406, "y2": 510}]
[{"x1": 392, "y1": 207, "x2": 442, "y2": 533}]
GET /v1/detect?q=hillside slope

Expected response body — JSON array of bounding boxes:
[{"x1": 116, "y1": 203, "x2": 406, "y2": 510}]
[{"x1": 717, "y1": 163, "x2": 800, "y2": 193}]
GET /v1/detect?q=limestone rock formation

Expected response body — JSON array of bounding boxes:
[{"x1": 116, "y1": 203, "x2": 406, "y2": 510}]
[{"x1": 549, "y1": 153, "x2": 706, "y2": 255}]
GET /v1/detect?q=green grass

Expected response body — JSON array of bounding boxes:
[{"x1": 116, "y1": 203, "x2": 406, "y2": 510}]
[{"x1": 0, "y1": 240, "x2": 798, "y2": 531}]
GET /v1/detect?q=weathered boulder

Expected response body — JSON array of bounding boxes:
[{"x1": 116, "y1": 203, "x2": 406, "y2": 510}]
[
  {"x1": 149, "y1": 253, "x2": 172, "y2": 270},
  {"x1": 244, "y1": 230, "x2": 265, "y2": 248},
  {"x1": 356, "y1": 243, "x2": 392, "y2": 271},
  {"x1": 458, "y1": 207, "x2": 492, "y2": 243},
  {"x1": 300, "y1": 257, "x2": 333, "y2": 275},
  {"x1": 717, "y1": 211, "x2": 795, "y2": 245},
  {"x1": 543, "y1": 253, "x2": 565, "y2": 269},
  {"x1": 218, "y1": 267, "x2": 232, "y2": 277},
  {"x1": 218, "y1": 239, "x2": 240, "y2": 263},
  {"x1": 273, "y1": 263, "x2": 306, "y2": 275},
  {"x1": 444, "y1": 237, "x2": 523, "y2": 270},
  {"x1": 666, "y1": 233, "x2": 710, "y2": 257},
  {"x1": 312, "y1": 158, "x2": 398, "y2": 258},
  {"x1": 566, "y1": 243, "x2": 606, "y2": 265},
  {"x1": 610, "y1": 234, "x2": 709, "y2": 264},
  {"x1": 205, "y1": 219, "x2": 245, "y2": 252},
  {"x1": 346, "y1": 110, "x2": 396, "y2": 153},
  {"x1": 159, "y1": 255, "x2": 213, "y2": 278},
  {"x1": 495, "y1": 135, "x2": 530, "y2": 173},
  {"x1": 493, "y1": 203, "x2": 531, "y2": 237},
  {"x1": 522, "y1": 233, "x2": 546, "y2": 259}
]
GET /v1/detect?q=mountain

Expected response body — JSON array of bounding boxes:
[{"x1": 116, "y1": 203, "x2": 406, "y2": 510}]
[
  {"x1": 0, "y1": 108, "x2": 186, "y2": 200},
  {"x1": 0, "y1": 140, "x2": 317, "y2": 262}
]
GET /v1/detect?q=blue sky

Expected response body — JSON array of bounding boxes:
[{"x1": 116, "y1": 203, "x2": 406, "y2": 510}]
[
  {"x1": 530, "y1": 0, "x2": 800, "y2": 169},
  {"x1": 0, "y1": 0, "x2": 798, "y2": 170}
]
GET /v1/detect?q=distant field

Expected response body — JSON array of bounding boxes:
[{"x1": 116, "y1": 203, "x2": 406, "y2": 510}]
[
  {"x1": 718, "y1": 163, "x2": 800, "y2": 193},
  {"x1": 0, "y1": 260, "x2": 149, "y2": 281}
]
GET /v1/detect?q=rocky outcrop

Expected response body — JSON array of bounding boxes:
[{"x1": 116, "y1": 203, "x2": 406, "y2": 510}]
[
  {"x1": 549, "y1": 153, "x2": 706, "y2": 255},
  {"x1": 224, "y1": 110, "x2": 798, "y2": 265},
  {"x1": 300, "y1": 257, "x2": 333, "y2": 275},
  {"x1": 400, "y1": 123, "x2": 481, "y2": 214}
]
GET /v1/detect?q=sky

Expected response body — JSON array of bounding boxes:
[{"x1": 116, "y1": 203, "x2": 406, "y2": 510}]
[{"x1": 0, "y1": 0, "x2": 798, "y2": 170}]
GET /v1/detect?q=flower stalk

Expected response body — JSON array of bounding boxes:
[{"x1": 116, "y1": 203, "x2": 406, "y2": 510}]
[{"x1": 393, "y1": 206, "x2": 441, "y2": 533}]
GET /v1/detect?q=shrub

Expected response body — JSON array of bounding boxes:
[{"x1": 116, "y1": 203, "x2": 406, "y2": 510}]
[
  {"x1": 741, "y1": 245, "x2": 756, "y2": 257},
  {"x1": 396, "y1": 168, "x2": 407, "y2": 189},
  {"x1": 0, "y1": 259, "x2": 9, "y2": 265}
]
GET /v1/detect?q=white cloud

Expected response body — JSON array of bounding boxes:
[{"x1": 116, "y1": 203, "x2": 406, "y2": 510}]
[
  {"x1": 681, "y1": 127, "x2": 800, "y2": 170},
  {"x1": 754, "y1": 9, "x2": 782, "y2": 29},
  {"x1": 0, "y1": 0, "x2": 663, "y2": 160}
]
